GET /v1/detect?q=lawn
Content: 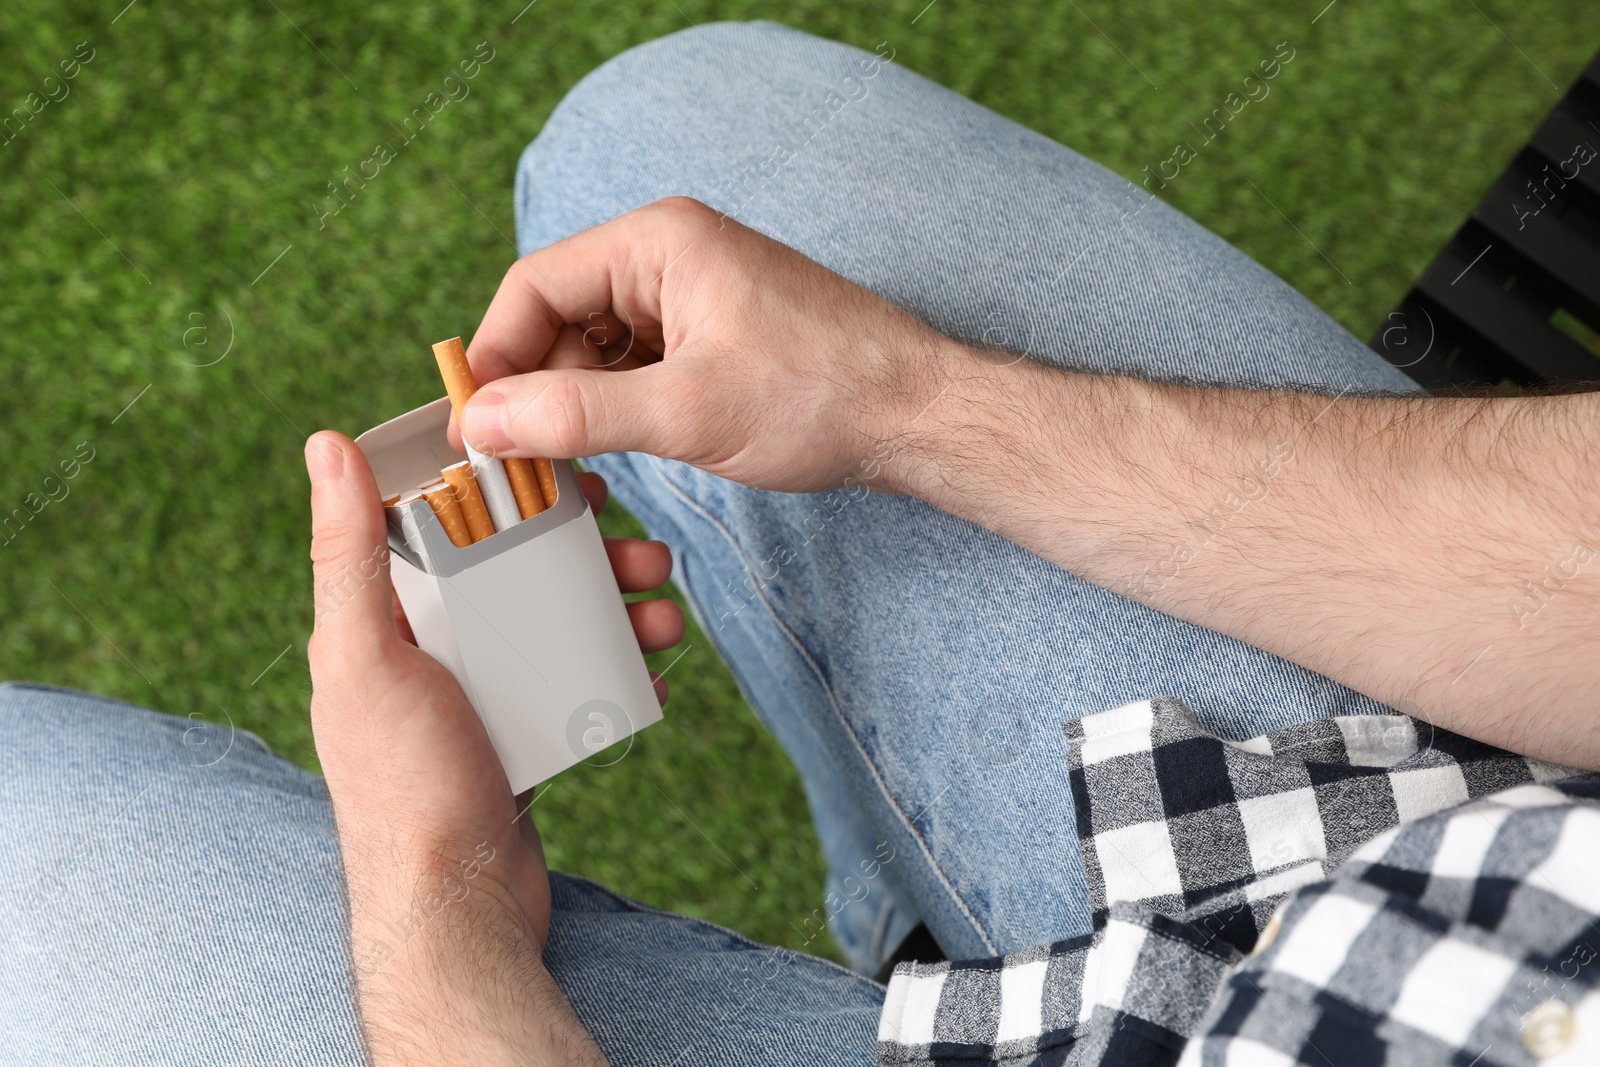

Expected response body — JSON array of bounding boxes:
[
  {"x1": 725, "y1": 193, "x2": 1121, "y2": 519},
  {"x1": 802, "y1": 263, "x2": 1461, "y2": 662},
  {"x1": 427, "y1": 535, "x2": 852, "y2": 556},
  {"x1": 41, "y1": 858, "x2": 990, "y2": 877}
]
[{"x1": 2, "y1": 0, "x2": 1597, "y2": 960}]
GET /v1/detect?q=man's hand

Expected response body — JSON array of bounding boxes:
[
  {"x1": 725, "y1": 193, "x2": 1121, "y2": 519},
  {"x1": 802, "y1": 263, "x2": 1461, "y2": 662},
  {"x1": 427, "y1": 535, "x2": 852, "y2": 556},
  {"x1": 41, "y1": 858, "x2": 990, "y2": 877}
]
[
  {"x1": 304, "y1": 430, "x2": 680, "y2": 1065},
  {"x1": 454, "y1": 196, "x2": 963, "y2": 494},
  {"x1": 451, "y1": 197, "x2": 1600, "y2": 770}
]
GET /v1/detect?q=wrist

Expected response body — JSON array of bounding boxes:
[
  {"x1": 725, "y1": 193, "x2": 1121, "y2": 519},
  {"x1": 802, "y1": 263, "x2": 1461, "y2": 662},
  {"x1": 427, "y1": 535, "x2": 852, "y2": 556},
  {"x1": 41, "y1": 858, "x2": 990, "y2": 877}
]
[
  {"x1": 353, "y1": 880, "x2": 603, "y2": 1066},
  {"x1": 866, "y1": 349, "x2": 1178, "y2": 581},
  {"x1": 855, "y1": 334, "x2": 995, "y2": 498},
  {"x1": 870, "y1": 341, "x2": 1090, "y2": 501}
]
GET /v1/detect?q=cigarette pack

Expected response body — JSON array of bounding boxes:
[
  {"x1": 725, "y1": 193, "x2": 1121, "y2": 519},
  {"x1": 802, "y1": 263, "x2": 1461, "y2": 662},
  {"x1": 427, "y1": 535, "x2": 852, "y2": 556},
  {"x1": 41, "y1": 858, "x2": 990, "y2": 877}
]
[{"x1": 355, "y1": 397, "x2": 661, "y2": 791}]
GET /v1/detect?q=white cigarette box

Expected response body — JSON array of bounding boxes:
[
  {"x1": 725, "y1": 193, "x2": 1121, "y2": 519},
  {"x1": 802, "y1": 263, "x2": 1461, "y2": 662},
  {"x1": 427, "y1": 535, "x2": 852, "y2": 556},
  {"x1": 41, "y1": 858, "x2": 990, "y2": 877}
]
[{"x1": 355, "y1": 397, "x2": 662, "y2": 792}]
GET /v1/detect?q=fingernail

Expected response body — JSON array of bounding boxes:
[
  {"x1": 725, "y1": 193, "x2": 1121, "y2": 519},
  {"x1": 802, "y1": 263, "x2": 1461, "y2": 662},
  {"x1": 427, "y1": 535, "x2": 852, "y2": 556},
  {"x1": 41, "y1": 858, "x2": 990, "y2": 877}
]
[
  {"x1": 462, "y1": 391, "x2": 510, "y2": 450},
  {"x1": 305, "y1": 434, "x2": 346, "y2": 485}
]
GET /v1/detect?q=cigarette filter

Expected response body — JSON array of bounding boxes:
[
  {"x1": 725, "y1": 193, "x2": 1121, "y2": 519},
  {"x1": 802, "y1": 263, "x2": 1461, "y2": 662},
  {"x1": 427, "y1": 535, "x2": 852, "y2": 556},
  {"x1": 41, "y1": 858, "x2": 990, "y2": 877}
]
[
  {"x1": 422, "y1": 482, "x2": 473, "y2": 548},
  {"x1": 432, "y1": 336, "x2": 478, "y2": 418},
  {"x1": 503, "y1": 458, "x2": 546, "y2": 519},
  {"x1": 534, "y1": 458, "x2": 559, "y2": 510},
  {"x1": 441, "y1": 461, "x2": 495, "y2": 544}
]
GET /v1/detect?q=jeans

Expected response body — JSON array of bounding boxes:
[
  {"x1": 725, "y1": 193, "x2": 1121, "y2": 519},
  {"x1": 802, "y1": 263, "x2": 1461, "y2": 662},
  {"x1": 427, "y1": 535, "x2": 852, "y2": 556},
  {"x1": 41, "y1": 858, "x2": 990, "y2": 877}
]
[
  {"x1": 519, "y1": 22, "x2": 1417, "y2": 970},
  {"x1": 0, "y1": 21, "x2": 1419, "y2": 1066}
]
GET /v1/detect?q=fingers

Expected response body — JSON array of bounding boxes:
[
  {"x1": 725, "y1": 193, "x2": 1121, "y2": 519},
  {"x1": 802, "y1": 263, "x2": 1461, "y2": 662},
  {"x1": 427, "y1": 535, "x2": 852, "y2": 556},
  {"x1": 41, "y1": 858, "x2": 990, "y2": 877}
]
[
  {"x1": 627, "y1": 598, "x2": 684, "y2": 654},
  {"x1": 603, "y1": 512, "x2": 681, "y2": 653},
  {"x1": 604, "y1": 536, "x2": 672, "y2": 593},
  {"x1": 544, "y1": 320, "x2": 657, "y2": 373},
  {"x1": 458, "y1": 199, "x2": 720, "y2": 461},
  {"x1": 459, "y1": 361, "x2": 691, "y2": 461},
  {"x1": 577, "y1": 470, "x2": 608, "y2": 514},
  {"x1": 465, "y1": 198, "x2": 710, "y2": 386},
  {"x1": 305, "y1": 432, "x2": 397, "y2": 656},
  {"x1": 445, "y1": 325, "x2": 659, "y2": 452}
]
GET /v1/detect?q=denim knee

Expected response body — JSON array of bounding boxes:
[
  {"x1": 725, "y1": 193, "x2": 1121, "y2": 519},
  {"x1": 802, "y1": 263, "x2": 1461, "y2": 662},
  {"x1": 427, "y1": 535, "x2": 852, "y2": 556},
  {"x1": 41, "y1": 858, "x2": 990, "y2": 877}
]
[
  {"x1": 513, "y1": 21, "x2": 874, "y2": 253},
  {"x1": 0, "y1": 679, "x2": 311, "y2": 819}
]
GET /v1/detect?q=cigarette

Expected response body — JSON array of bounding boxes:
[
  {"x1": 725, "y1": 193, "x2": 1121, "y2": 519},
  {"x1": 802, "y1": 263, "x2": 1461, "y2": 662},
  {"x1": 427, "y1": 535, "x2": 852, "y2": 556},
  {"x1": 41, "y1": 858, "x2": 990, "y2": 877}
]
[
  {"x1": 432, "y1": 336, "x2": 479, "y2": 420},
  {"x1": 503, "y1": 457, "x2": 546, "y2": 518},
  {"x1": 422, "y1": 482, "x2": 474, "y2": 548},
  {"x1": 432, "y1": 336, "x2": 521, "y2": 531},
  {"x1": 534, "y1": 458, "x2": 558, "y2": 509},
  {"x1": 441, "y1": 461, "x2": 495, "y2": 543},
  {"x1": 466, "y1": 446, "x2": 521, "y2": 530},
  {"x1": 383, "y1": 494, "x2": 401, "y2": 507}
]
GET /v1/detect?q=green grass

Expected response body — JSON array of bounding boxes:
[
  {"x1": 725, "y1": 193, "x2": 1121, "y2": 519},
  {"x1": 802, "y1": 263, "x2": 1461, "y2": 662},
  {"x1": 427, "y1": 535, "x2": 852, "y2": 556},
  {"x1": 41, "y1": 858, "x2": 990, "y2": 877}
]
[{"x1": 2, "y1": 0, "x2": 1596, "y2": 959}]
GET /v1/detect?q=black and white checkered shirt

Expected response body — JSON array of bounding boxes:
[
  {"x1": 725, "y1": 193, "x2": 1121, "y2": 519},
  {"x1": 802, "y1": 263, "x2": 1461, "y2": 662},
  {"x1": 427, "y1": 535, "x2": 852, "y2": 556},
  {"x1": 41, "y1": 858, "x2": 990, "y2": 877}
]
[{"x1": 876, "y1": 698, "x2": 1600, "y2": 1066}]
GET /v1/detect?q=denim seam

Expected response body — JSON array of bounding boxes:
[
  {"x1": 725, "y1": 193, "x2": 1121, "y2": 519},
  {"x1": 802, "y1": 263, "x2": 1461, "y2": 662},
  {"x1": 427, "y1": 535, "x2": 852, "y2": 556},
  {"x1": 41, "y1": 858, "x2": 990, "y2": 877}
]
[
  {"x1": 555, "y1": 872, "x2": 886, "y2": 992},
  {"x1": 647, "y1": 461, "x2": 999, "y2": 956}
]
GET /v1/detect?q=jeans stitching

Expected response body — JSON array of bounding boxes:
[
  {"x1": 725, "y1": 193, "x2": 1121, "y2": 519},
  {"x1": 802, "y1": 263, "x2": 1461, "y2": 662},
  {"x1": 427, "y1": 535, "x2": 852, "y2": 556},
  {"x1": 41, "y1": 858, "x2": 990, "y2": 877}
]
[{"x1": 552, "y1": 872, "x2": 887, "y2": 992}]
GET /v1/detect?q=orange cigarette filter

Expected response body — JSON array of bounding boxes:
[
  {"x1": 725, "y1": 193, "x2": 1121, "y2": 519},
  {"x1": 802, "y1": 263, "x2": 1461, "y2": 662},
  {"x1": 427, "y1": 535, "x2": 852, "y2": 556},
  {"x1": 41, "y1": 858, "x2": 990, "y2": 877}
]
[
  {"x1": 503, "y1": 458, "x2": 546, "y2": 518},
  {"x1": 421, "y1": 482, "x2": 474, "y2": 548},
  {"x1": 441, "y1": 462, "x2": 495, "y2": 543},
  {"x1": 382, "y1": 494, "x2": 401, "y2": 507},
  {"x1": 432, "y1": 336, "x2": 478, "y2": 422},
  {"x1": 534, "y1": 458, "x2": 559, "y2": 509}
]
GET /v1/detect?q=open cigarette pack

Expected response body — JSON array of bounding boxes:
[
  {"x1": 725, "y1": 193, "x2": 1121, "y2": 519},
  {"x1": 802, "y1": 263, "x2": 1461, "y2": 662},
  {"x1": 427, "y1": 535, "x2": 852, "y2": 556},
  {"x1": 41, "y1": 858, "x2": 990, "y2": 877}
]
[{"x1": 353, "y1": 339, "x2": 661, "y2": 792}]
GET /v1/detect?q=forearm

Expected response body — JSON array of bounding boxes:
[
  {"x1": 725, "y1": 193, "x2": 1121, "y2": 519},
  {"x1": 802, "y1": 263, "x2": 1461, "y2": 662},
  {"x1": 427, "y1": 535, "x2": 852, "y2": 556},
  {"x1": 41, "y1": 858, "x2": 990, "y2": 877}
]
[
  {"x1": 885, "y1": 344, "x2": 1600, "y2": 766},
  {"x1": 454, "y1": 199, "x2": 1597, "y2": 761}
]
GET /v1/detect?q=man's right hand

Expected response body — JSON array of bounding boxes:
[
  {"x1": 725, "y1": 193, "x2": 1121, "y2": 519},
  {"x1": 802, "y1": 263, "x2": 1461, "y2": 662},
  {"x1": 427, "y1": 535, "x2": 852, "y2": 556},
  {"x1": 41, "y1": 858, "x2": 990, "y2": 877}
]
[
  {"x1": 457, "y1": 196, "x2": 1600, "y2": 772},
  {"x1": 457, "y1": 196, "x2": 964, "y2": 495}
]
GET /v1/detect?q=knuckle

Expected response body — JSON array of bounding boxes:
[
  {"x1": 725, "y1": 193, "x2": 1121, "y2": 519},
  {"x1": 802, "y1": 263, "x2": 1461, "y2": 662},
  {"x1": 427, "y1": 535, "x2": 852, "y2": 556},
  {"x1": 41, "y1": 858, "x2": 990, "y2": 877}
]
[
  {"x1": 305, "y1": 632, "x2": 358, "y2": 703},
  {"x1": 642, "y1": 195, "x2": 716, "y2": 238},
  {"x1": 509, "y1": 252, "x2": 544, "y2": 294},
  {"x1": 541, "y1": 375, "x2": 591, "y2": 456},
  {"x1": 307, "y1": 619, "x2": 393, "y2": 697},
  {"x1": 309, "y1": 517, "x2": 366, "y2": 571},
  {"x1": 653, "y1": 195, "x2": 711, "y2": 220}
]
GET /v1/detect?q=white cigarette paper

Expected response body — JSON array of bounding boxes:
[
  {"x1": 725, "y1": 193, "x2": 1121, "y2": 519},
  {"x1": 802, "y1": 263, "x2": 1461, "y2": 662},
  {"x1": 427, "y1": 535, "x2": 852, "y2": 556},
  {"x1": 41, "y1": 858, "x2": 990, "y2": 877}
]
[{"x1": 466, "y1": 444, "x2": 521, "y2": 532}]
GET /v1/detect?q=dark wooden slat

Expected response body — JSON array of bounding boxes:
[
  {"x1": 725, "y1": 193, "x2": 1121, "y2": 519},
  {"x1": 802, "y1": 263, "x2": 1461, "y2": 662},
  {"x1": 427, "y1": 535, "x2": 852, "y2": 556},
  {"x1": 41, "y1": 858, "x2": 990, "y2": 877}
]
[
  {"x1": 1526, "y1": 110, "x2": 1600, "y2": 203},
  {"x1": 1413, "y1": 243, "x2": 1600, "y2": 383},
  {"x1": 1472, "y1": 170, "x2": 1600, "y2": 315},
  {"x1": 1368, "y1": 295, "x2": 1527, "y2": 389}
]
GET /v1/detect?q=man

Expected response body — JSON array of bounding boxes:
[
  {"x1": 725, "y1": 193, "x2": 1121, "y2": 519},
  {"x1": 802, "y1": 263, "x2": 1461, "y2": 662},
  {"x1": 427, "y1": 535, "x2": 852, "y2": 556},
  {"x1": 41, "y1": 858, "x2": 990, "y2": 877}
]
[{"x1": 4, "y1": 22, "x2": 1596, "y2": 1066}]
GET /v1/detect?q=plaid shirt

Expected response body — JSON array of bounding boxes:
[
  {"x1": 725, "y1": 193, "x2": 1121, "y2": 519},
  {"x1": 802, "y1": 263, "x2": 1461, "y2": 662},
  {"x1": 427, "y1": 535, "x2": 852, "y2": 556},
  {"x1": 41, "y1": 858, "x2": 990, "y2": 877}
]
[{"x1": 877, "y1": 698, "x2": 1600, "y2": 1066}]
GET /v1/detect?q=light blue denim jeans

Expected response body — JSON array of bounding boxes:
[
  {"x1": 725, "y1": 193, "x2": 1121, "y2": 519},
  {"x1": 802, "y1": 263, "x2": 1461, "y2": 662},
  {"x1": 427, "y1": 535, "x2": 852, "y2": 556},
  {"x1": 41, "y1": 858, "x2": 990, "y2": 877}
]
[
  {"x1": 0, "y1": 21, "x2": 1419, "y2": 1066},
  {"x1": 519, "y1": 21, "x2": 1418, "y2": 971}
]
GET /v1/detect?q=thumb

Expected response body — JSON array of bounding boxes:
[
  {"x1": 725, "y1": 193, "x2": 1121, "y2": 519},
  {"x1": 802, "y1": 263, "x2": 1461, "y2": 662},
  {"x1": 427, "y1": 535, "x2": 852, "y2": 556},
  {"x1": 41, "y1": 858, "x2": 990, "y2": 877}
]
[
  {"x1": 459, "y1": 365, "x2": 691, "y2": 461},
  {"x1": 305, "y1": 431, "x2": 396, "y2": 651}
]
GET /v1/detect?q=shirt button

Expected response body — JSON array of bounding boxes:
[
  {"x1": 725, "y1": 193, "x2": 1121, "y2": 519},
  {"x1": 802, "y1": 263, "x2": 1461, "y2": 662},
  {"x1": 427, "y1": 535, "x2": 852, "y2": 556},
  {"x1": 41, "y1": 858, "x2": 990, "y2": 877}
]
[{"x1": 1523, "y1": 1000, "x2": 1575, "y2": 1058}]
